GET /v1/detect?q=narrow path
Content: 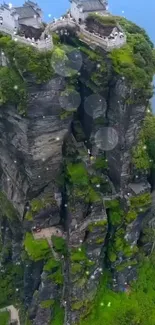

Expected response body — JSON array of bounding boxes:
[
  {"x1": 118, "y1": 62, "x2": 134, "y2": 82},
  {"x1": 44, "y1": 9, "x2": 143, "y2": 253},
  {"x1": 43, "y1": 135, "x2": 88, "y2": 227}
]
[
  {"x1": 32, "y1": 227, "x2": 65, "y2": 261},
  {"x1": 47, "y1": 237, "x2": 60, "y2": 261},
  {"x1": 0, "y1": 305, "x2": 20, "y2": 325}
]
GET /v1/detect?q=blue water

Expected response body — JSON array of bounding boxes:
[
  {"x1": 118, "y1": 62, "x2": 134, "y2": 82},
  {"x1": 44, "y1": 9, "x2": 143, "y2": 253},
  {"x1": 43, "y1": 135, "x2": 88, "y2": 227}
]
[{"x1": 1, "y1": 0, "x2": 155, "y2": 109}]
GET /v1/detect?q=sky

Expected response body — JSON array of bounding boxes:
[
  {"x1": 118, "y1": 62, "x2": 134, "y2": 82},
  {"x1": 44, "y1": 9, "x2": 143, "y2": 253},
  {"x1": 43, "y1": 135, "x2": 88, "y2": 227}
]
[{"x1": 1, "y1": 0, "x2": 155, "y2": 108}]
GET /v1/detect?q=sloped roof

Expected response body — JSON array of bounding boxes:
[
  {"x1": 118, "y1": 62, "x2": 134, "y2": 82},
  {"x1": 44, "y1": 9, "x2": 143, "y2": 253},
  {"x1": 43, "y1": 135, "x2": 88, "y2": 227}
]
[
  {"x1": 14, "y1": 6, "x2": 39, "y2": 19},
  {"x1": 73, "y1": 0, "x2": 106, "y2": 12},
  {"x1": 128, "y1": 183, "x2": 150, "y2": 195},
  {"x1": 0, "y1": 3, "x2": 10, "y2": 10},
  {"x1": 25, "y1": 0, "x2": 38, "y2": 6}
]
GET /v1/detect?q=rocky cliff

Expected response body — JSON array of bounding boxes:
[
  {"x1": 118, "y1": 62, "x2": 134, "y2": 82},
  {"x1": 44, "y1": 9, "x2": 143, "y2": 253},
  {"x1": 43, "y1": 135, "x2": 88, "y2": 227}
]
[{"x1": 0, "y1": 14, "x2": 155, "y2": 325}]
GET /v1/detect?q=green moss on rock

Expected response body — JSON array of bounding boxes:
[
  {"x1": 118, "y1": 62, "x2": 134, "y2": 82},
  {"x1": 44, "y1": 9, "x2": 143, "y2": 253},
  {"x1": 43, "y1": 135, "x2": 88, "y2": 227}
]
[
  {"x1": 132, "y1": 114, "x2": 155, "y2": 169},
  {"x1": 50, "y1": 302, "x2": 64, "y2": 325},
  {"x1": 40, "y1": 299, "x2": 55, "y2": 309},
  {"x1": 0, "y1": 191, "x2": 17, "y2": 220},
  {"x1": 0, "y1": 34, "x2": 54, "y2": 113},
  {"x1": 25, "y1": 196, "x2": 56, "y2": 221},
  {"x1": 70, "y1": 247, "x2": 87, "y2": 262},
  {"x1": 51, "y1": 236, "x2": 67, "y2": 254},
  {"x1": 93, "y1": 157, "x2": 108, "y2": 171},
  {"x1": 67, "y1": 162, "x2": 102, "y2": 203},
  {"x1": 0, "y1": 311, "x2": 10, "y2": 325},
  {"x1": 43, "y1": 258, "x2": 61, "y2": 272},
  {"x1": 125, "y1": 210, "x2": 137, "y2": 223},
  {"x1": 129, "y1": 193, "x2": 151, "y2": 209},
  {"x1": 109, "y1": 18, "x2": 155, "y2": 100},
  {"x1": 59, "y1": 109, "x2": 75, "y2": 120},
  {"x1": 116, "y1": 259, "x2": 137, "y2": 271},
  {"x1": 71, "y1": 263, "x2": 83, "y2": 274},
  {"x1": 67, "y1": 162, "x2": 89, "y2": 186},
  {"x1": 48, "y1": 268, "x2": 63, "y2": 284},
  {"x1": 24, "y1": 233, "x2": 50, "y2": 261},
  {"x1": 95, "y1": 238, "x2": 105, "y2": 244},
  {"x1": 88, "y1": 220, "x2": 107, "y2": 232},
  {"x1": 71, "y1": 300, "x2": 84, "y2": 310},
  {"x1": 87, "y1": 14, "x2": 117, "y2": 26}
]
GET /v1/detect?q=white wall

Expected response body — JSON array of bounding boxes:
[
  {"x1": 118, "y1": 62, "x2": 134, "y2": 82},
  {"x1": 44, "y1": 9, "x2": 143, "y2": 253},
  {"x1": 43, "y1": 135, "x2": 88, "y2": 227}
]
[
  {"x1": 71, "y1": 3, "x2": 107, "y2": 23},
  {"x1": 70, "y1": 2, "x2": 86, "y2": 22},
  {"x1": 71, "y1": 2, "x2": 80, "y2": 22},
  {"x1": 0, "y1": 8, "x2": 17, "y2": 29}
]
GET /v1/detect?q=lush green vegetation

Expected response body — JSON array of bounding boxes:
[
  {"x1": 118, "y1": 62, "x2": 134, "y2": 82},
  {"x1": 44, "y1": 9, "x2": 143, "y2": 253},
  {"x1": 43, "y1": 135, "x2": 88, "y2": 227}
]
[
  {"x1": 0, "y1": 191, "x2": 18, "y2": 219},
  {"x1": 0, "y1": 66, "x2": 27, "y2": 114},
  {"x1": 67, "y1": 162, "x2": 102, "y2": 203},
  {"x1": 132, "y1": 114, "x2": 155, "y2": 169},
  {"x1": 109, "y1": 18, "x2": 155, "y2": 100},
  {"x1": 40, "y1": 299, "x2": 54, "y2": 308},
  {"x1": 0, "y1": 311, "x2": 10, "y2": 325},
  {"x1": 93, "y1": 157, "x2": 108, "y2": 171},
  {"x1": 0, "y1": 34, "x2": 53, "y2": 113},
  {"x1": 108, "y1": 228, "x2": 138, "y2": 263},
  {"x1": 43, "y1": 254, "x2": 63, "y2": 285},
  {"x1": 80, "y1": 254, "x2": 155, "y2": 325},
  {"x1": 115, "y1": 17, "x2": 154, "y2": 48},
  {"x1": 52, "y1": 32, "x2": 61, "y2": 45},
  {"x1": 87, "y1": 14, "x2": 117, "y2": 26},
  {"x1": 43, "y1": 257, "x2": 60, "y2": 272},
  {"x1": 106, "y1": 200, "x2": 124, "y2": 226},
  {"x1": 132, "y1": 137, "x2": 150, "y2": 170},
  {"x1": 24, "y1": 233, "x2": 51, "y2": 261},
  {"x1": 70, "y1": 246, "x2": 87, "y2": 262},
  {"x1": 0, "y1": 264, "x2": 23, "y2": 307},
  {"x1": 67, "y1": 162, "x2": 89, "y2": 186},
  {"x1": 48, "y1": 267, "x2": 63, "y2": 284},
  {"x1": 51, "y1": 236, "x2": 67, "y2": 255},
  {"x1": 50, "y1": 302, "x2": 64, "y2": 325},
  {"x1": 88, "y1": 220, "x2": 107, "y2": 232},
  {"x1": 106, "y1": 200, "x2": 137, "y2": 225},
  {"x1": 25, "y1": 196, "x2": 56, "y2": 221},
  {"x1": 52, "y1": 45, "x2": 80, "y2": 77},
  {"x1": 125, "y1": 209, "x2": 137, "y2": 223},
  {"x1": 71, "y1": 263, "x2": 83, "y2": 274},
  {"x1": 130, "y1": 193, "x2": 151, "y2": 209}
]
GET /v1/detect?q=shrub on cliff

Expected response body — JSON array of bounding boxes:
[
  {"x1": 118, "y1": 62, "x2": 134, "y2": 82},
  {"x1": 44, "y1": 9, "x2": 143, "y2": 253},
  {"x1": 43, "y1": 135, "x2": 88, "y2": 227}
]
[
  {"x1": 132, "y1": 114, "x2": 155, "y2": 169},
  {"x1": 0, "y1": 311, "x2": 10, "y2": 325},
  {"x1": 0, "y1": 34, "x2": 53, "y2": 113},
  {"x1": 0, "y1": 66, "x2": 27, "y2": 113},
  {"x1": 109, "y1": 18, "x2": 155, "y2": 100},
  {"x1": 80, "y1": 254, "x2": 155, "y2": 325},
  {"x1": 24, "y1": 233, "x2": 51, "y2": 261}
]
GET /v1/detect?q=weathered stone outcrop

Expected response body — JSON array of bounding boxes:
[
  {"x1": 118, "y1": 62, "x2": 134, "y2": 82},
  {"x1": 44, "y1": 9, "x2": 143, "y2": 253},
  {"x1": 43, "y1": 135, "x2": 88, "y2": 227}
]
[
  {"x1": 107, "y1": 79, "x2": 146, "y2": 189},
  {"x1": 0, "y1": 77, "x2": 70, "y2": 217}
]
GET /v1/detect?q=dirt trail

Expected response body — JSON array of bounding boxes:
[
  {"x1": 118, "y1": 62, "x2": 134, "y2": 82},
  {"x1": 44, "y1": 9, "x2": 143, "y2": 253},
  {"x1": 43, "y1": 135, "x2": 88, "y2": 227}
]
[
  {"x1": 32, "y1": 227, "x2": 64, "y2": 261},
  {"x1": 0, "y1": 305, "x2": 20, "y2": 325}
]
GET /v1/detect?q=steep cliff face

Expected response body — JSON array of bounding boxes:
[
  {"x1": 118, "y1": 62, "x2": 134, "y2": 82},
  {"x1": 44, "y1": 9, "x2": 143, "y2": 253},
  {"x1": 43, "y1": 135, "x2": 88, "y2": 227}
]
[
  {"x1": 0, "y1": 77, "x2": 69, "y2": 217},
  {"x1": 0, "y1": 14, "x2": 155, "y2": 325}
]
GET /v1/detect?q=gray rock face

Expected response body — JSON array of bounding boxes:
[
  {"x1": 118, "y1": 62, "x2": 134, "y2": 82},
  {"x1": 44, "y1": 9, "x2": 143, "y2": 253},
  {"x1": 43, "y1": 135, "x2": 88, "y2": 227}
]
[
  {"x1": 0, "y1": 32, "x2": 153, "y2": 325},
  {"x1": 0, "y1": 77, "x2": 70, "y2": 218},
  {"x1": 29, "y1": 273, "x2": 59, "y2": 325},
  {"x1": 107, "y1": 79, "x2": 146, "y2": 189}
]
